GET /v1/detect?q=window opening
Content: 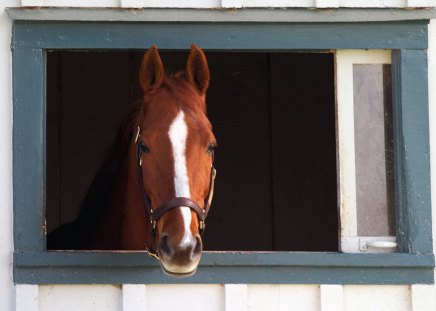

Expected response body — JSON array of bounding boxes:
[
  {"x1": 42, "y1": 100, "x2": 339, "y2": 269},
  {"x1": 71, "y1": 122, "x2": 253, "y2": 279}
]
[{"x1": 46, "y1": 50, "x2": 338, "y2": 252}]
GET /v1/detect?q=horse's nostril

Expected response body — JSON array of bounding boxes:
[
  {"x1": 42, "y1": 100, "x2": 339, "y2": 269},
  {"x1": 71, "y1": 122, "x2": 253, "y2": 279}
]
[
  {"x1": 192, "y1": 235, "x2": 202, "y2": 257},
  {"x1": 160, "y1": 235, "x2": 171, "y2": 256}
]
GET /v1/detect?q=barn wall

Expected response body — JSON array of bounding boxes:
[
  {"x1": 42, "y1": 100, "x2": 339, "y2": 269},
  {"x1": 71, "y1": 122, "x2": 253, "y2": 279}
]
[
  {"x1": 1, "y1": 3, "x2": 436, "y2": 311},
  {"x1": 13, "y1": 284, "x2": 436, "y2": 311}
]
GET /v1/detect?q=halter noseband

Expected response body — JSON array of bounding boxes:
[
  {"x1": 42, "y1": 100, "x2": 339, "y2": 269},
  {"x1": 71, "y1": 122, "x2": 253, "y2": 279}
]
[{"x1": 134, "y1": 127, "x2": 216, "y2": 257}]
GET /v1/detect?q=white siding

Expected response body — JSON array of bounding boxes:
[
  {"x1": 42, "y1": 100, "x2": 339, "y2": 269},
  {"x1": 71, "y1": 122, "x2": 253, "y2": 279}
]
[
  {"x1": 146, "y1": 284, "x2": 224, "y2": 311},
  {"x1": 14, "y1": 284, "x2": 436, "y2": 310},
  {"x1": 343, "y1": 286, "x2": 411, "y2": 311},
  {"x1": 247, "y1": 285, "x2": 319, "y2": 311},
  {"x1": 0, "y1": 2, "x2": 19, "y2": 311},
  {"x1": 15, "y1": 285, "x2": 38, "y2": 311},
  {"x1": 411, "y1": 285, "x2": 436, "y2": 311},
  {"x1": 38, "y1": 285, "x2": 122, "y2": 311},
  {"x1": 122, "y1": 285, "x2": 146, "y2": 311},
  {"x1": 320, "y1": 285, "x2": 343, "y2": 311}
]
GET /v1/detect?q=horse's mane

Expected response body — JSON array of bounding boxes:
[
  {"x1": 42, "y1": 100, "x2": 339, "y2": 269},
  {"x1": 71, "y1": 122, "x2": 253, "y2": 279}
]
[
  {"x1": 47, "y1": 74, "x2": 201, "y2": 249},
  {"x1": 47, "y1": 100, "x2": 143, "y2": 249}
]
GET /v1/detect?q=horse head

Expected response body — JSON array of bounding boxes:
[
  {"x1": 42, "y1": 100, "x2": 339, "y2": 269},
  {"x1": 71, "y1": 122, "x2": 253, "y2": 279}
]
[{"x1": 135, "y1": 45, "x2": 216, "y2": 277}]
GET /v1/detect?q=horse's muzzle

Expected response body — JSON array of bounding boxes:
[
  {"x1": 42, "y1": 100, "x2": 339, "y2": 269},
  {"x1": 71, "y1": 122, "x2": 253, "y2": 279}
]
[{"x1": 157, "y1": 232, "x2": 202, "y2": 277}]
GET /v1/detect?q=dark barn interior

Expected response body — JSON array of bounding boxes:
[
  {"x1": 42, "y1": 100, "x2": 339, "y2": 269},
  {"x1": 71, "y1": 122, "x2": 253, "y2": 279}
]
[{"x1": 46, "y1": 50, "x2": 338, "y2": 251}]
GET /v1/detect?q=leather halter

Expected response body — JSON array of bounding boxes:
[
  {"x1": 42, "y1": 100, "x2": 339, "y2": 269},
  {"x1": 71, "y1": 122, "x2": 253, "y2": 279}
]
[{"x1": 134, "y1": 127, "x2": 216, "y2": 257}]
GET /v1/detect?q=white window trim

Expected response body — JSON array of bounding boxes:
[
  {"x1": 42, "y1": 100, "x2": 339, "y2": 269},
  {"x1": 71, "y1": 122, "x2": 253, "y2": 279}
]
[{"x1": 336, "y1": 50, "x2": 396, "y2": 254}]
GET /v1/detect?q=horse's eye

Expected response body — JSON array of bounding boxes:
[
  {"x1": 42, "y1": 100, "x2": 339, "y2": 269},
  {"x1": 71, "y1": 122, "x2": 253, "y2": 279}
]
[
  {"x1": 207, "y1": 142, "x2": 217, "y2": 154},
  {"x1": 140, "y1": 142, "x2": 150, "y2": 153}
]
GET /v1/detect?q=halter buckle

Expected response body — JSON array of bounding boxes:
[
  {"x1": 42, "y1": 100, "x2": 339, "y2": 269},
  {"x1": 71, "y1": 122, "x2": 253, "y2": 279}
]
[
  {"x1": 135, "y1": 126, "x2": 141, "y2": 143},
  {"x1": 206, "y1": 168, "x2": 217, "y2": 210},
  {"x1": 199, "y1": 220, "x2": 205, "y2": 231}
]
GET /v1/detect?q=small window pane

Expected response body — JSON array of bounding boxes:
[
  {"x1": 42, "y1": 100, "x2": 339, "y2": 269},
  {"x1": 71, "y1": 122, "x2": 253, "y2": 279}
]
[{"x1": 353, "y1": 64, "x2": 395, "y2": 237}]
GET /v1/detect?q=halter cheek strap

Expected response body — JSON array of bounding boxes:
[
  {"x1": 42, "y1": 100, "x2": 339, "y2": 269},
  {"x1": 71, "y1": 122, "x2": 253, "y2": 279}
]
[{"x1": 135, "y1": 127, "x2": 216, "y2": 257}]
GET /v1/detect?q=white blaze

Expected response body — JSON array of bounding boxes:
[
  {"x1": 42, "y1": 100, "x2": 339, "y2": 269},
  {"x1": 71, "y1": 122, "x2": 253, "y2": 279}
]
[{"x1": 168, "y1": 110, "x2": 194, "y2": 247}]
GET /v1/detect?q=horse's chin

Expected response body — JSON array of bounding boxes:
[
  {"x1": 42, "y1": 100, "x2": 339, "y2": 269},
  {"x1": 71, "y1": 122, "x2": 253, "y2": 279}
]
[
  {"x1": 160, "y1": 261, "x2": 199, "y2": 278},
  {"x1": 161, "y1": 265, "x2": 197, "y2": 278}
]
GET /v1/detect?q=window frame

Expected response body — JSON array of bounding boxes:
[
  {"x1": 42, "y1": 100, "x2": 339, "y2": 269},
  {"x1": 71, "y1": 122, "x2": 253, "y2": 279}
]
[
  {"x1": 10, "y1": 11, "x2": 434, "y2": 284},
  {"x1": 336, "y1": 50, "x2": 397, "y2": 254}
]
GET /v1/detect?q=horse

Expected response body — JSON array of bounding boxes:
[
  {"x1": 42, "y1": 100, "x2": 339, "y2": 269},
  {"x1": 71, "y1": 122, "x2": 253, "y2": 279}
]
[{"x1": 48, "y1": 45, "x2": 217, "y2": 277}]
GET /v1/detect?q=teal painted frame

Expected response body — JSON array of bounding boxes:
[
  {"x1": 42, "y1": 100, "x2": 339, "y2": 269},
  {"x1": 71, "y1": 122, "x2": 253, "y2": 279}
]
[{"x1": 12, "y1": 19, "x2": 433, "y2": 284}]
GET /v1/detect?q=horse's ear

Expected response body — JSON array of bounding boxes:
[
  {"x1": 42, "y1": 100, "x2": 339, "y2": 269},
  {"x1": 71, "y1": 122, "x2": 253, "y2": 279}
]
[
  {"x1": 140, "y1": 45, "x2": 164, "y2": 94},
  {"x1": 186, "y1": 44, "x2": 210, "y2": 94}
]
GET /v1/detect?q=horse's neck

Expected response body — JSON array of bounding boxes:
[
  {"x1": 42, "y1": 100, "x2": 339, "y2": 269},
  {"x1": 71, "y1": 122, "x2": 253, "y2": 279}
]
[
  {"x1": 89, "y1": 145, "x2": 149, "y2": 250},
  {"x1": 118, "y1": 145, "x2": 150, "y2": 250}
]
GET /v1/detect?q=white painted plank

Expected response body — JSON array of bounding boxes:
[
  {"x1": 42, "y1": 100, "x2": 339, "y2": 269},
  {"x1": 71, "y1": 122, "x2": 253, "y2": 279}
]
[
  {"x1": 336, "y1": 50, "x2": 359, "y2": 245},
  {"x1": 320, "y1": 285, "x2": 343, "y2": 311},
  {"x1": 122, "y1": 285, "x2": 146, "y2": 311},
  {"x1": 147, "y1": 285, "x2": 223, "y2": 311},
  {"x1": 21, "y1": 0, "x2": 44, "y2": 6},
  {"x1": 238, "y1": 0, "x2": 315, "y2": 6},
  {"x1": 22, "y1": 0, "x2": 120, "y2": 7},
  {"x1": 120, "y1": 0, "x2": 221, "y2": 8},
  {"x1": 407, "y1": 0, "x2": 435, "y2": 7},
  {"x1": 247, "y1": 285, "x2": 279, "y2": 310},
  {"x1": 225, "y1": 284, "x2": 247, "y2": 311},
  {"x1": 221, "y1": 0, "x2": 244, "y2": 8},
  {"x1": 339, "y1": 0, "x2": 406, "y2": 7},
  {"x1": 248, "y1": 285, "x2": 319, "y2": 311},
  {"x1": 15, "y1": 285, "x2": 38, "y2": 311},
  {"x1": 344, "y1": 285, "x2": 411, "y2": 311},
  {"x1": 411, "y1": 285, "x2": 436, "y2": 311},
  {"x1": 316, "y1": 0, "x2": 339, "y2": 7},
  {"x1": 0, "y1": 3, "x2": 18, "y2": 311},
  {"x1": 39, "y1": 285, "x2": 122, "y2": 311}
]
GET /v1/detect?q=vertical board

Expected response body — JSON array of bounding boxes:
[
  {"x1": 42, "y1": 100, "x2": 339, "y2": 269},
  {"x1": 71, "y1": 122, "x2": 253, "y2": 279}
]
[
  {"x1": 0, "y1": 3, "x2": 14, "y2": 310},
  {"x1": 15, "y1": 285, "x2": 38, "y2": 311},
  {"x1": 411, "y1": 284, "x2": 436, "y2": 311},
  {"x1": 343, "y1": 285, "x2": 411, "y2": 311},
  {"x1": 247, "y1": 285, "x2": 319, "y2": 311},
  {"x1": 392, "y1": 50, "x2": 432, "y2": 253},
  {"x1": 38, "y1": 285, "x2": 122, "y2": 311},
  {"x1": 46, "y1": 52, "x2": 61, "y2": 232},
  {"x1": 428, "y1": 17, "x2": 436, "y2": 256},
  {"x1": 122, "y1": 284, "x2": 147, "y2": 311},
  {"x1": 320, "y1": 285, "x2": 344, "y2": 311},
  {"x1": 225, "y1": 284, "x2": 248, "y2": 311},
  {"x1": 146, "y1": 284, "x2": 224, "y2": 311},
  {"x1": 13, "y1": 47, "x2": 46, "y2": 251}
]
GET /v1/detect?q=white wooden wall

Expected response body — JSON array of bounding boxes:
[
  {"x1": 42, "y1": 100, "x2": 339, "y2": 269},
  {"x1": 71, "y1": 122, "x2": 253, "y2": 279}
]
[
  {"x1": 2, "y1": 1, "x2": 436, "y2": 310},
  {"x1": 13, "y1": 284, "x2": 436, "y2": 311},
  {"x1": 0, "y1": 1, "x2": 18, "y2": 311}
]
